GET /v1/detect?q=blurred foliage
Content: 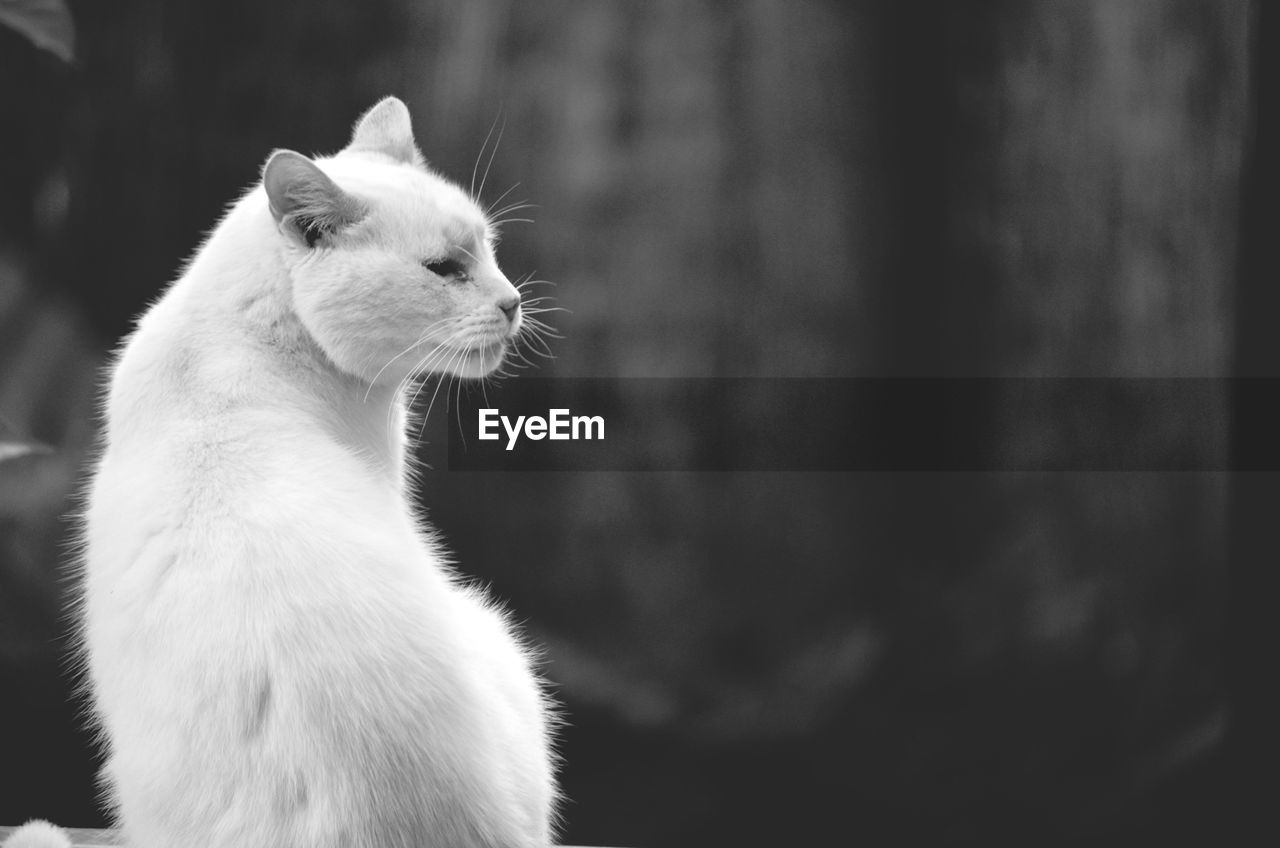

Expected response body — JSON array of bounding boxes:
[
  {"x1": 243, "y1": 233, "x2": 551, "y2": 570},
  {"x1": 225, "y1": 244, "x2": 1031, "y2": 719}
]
[
  {"x1": 0, "y1": 0, "x2": 74, "y2": 62},
  {"x1": 0, "y1": 419, "x2": 72, "y2": 664},
  {"x1": 0, "y1": 1, "x2": 1253, "y2": 845}
]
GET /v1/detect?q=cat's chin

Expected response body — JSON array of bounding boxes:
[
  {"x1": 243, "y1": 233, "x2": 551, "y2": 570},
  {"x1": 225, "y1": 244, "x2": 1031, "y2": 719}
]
[{"x1": 445, "y1": 340, "x2": 508, "y2": 379}]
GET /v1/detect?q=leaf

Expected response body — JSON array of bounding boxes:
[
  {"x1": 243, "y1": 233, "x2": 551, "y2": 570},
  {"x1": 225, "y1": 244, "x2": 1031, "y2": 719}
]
[
  {"x1": 0, "y1": 0, "x2": 75, "y2": 63},
  {"x1": 0, "y1": 420, "x2": 64, "y2": 516},
  {"x1": 0, "y1": 440, "x2": 52, "y2": 463},
  {"x1": 0, "y1": 443, "x2": 67, "y2": 516}
]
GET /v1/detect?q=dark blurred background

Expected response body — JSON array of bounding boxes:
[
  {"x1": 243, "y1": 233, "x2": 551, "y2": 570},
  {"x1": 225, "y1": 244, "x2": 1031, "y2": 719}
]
[{"x1": 0, "y1": 1, "x2": 1265, "y2": 845}]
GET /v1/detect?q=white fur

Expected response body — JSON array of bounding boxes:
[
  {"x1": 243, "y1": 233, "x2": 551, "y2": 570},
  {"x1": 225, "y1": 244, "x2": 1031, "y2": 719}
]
[
  {"x1": 74, "y1": 98, "x2": 556, "y2": 847},
  {"x1": 1, "y1": 821, "x2": 72, "y2": 848}
]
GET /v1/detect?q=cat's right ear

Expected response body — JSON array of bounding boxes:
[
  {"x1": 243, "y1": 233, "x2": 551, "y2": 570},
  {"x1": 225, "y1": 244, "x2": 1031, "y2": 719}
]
[
  {"x1": 262, "y1": 150, "x2": 366, "y2": 248},
  {"x1": 346, "y1": 96, "x2": 424, "y2": 166}
]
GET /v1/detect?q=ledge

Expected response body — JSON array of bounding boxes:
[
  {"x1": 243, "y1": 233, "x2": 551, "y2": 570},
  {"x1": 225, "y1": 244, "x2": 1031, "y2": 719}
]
[
  {"x1": 0, "y1": 828, "x2": 112, "y2": 847},
  {"x1": 0, "y1": 826, "x2": 600, "y2": 847}
]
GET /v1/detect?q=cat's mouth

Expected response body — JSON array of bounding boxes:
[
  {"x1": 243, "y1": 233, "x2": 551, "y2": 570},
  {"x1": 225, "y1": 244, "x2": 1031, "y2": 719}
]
[
  {"x1": 437, "y1": 338, "x2": 508, "y2": 378},
  {"x1": 455, "y1": 338, "x2": 507, "y2": 362},
  {"x1": 469, "y1": 339, "x2": 507, "y2": 358}
]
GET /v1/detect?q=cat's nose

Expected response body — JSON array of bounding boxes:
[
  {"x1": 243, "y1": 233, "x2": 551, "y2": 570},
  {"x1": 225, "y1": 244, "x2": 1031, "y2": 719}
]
[{"x1": 499, "y1": 297, "x2": 520, "y2": 322}]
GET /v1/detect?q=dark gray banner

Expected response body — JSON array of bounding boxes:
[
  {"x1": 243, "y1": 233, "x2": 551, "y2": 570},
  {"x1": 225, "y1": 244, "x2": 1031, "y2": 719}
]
[{"x1": 438, "y1": 378, "x2": 1255, "y2": 472}]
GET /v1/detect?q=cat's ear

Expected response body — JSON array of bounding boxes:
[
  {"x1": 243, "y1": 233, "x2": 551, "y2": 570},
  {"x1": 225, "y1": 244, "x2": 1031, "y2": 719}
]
[
  {"x1": 346, "y1": 96, "x2": 424, "y2": 166},
  {"x1": 262, "y1": 150, "x2": 366, "y2": 248}
]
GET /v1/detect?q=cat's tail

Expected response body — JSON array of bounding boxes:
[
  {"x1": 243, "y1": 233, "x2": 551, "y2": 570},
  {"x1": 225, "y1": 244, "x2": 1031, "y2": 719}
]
[{"x1": 1, "y1": 821, "x2": 73, "y2": 848}]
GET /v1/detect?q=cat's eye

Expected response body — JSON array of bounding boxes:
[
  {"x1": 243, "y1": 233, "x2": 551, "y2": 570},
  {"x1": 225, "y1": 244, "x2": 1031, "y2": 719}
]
[{"x1": 423, "y1": 258, "x2": 470, "y2": 281}]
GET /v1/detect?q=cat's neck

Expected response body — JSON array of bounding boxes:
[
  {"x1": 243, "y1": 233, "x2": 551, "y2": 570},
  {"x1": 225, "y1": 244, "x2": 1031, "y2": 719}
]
[{"x1": 113, "y1": 194, "x2": 409, "y2": 484}]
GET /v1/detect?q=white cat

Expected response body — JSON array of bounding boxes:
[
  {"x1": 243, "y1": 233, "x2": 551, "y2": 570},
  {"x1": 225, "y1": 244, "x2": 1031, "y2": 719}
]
[{"x1": 6, "y1": 97, "x2": 559, "y2": 848}]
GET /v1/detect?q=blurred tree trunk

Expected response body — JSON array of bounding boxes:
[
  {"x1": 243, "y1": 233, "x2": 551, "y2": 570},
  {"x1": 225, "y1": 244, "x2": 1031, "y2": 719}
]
[
  {"x1": 948, "y1": 0, "x2": 1249, "y2": 379},
  {"x1": 1228, "y1": 1, "x2": 1268, "y2": 838},
  {"x1": 937, "y1": 0, "x2": 1249, "y2": 821},
  {"x1": 410, "y1": 0, "x2": 881, "y2": 723},
  {"x1": 418, "y1": 0, "x2": 873, "y2": 379}
]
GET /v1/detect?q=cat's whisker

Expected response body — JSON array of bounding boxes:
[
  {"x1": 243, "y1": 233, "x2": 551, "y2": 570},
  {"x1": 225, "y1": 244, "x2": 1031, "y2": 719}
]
[
  {"x1": 428, "y1": 347, "x2": 470, "y2": 440},
  {"x1": 488, "y1": 205, "x2": 539, "y2": 225},
  {"x1": 388, "y1": 317, "x2": 464, "y2": 386},
  {"x1": 511, "y1": 274, "x2": 536, "y2": 295},
  {"x1": 509, "y1": 325, "x2": 550, "y2": 366},
  {"x1": 385, "y1": 324, "x2": 467, "y2": 439},
  {"x1": 477, "y1": 114, "x2": 505, "y2": 203},
  {"x1": 508, "y1": 342, "x2": 538, "y2": 370},
  {"x1": 410, "y1": 372, "x2": 447, "y2": 444},
  {"x1": 522, "y1": 332, "x2": 557, "y2": 360},
  {"x1": 471, "y1": 109, "x2": 503, "y2": 200},
  {"x1": 490, "y1": 200, "x2": 537, "y2": 217},
  {"x1": 521, "y1": 323, "x2": 565, "y2": 338},
  {"x1": 520, "y1": 313, "x2": 565, "y2": 326},
  {"x1": 484, "y1": 182, "x2": 522, "y2": 216},
  {"x1": 453, "y1": 372, "x2": 467, "y2": 452},
  {"x1": 502, "y1": 337, "x2": 532, "y2": 371},
  {"x1": 403, "y1": 332, "x2": 465, "y2": 415},
  {"x1": 365, "y1": 315, "x2": 464, "y2": 402},
  {"x1": 399, "y1": 353, "x2": 442, "y2": 436},
  {"x1": 522, "y1": 319, "x2": 565, "y2": 341},
  {"x1": 413, "y1": 333, "x2": 466, "y2": 383},
  {"x1": 416, "y1": 342, "x2": 470, "y2": 440}
]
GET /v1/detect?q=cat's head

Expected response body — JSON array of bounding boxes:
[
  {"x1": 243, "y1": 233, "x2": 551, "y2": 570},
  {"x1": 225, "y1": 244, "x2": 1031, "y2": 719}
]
[{"x1": 261, "y1": 97, "x2": 522, "y2": 384}]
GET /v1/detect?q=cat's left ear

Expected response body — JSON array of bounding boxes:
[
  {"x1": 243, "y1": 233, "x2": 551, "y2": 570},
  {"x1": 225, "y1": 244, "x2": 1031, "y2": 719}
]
[
  {"x1": 263, "y1": 150, "x2": 366, "y2": 248},
  {"x1": 346, "y1": 96, "x2": 424, "y2": 166}
]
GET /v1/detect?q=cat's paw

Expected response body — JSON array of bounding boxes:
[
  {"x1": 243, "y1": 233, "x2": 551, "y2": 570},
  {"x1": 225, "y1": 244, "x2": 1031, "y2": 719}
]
[{"x1": 1, "y1": 821, "x2": 72, "y2": 848}]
